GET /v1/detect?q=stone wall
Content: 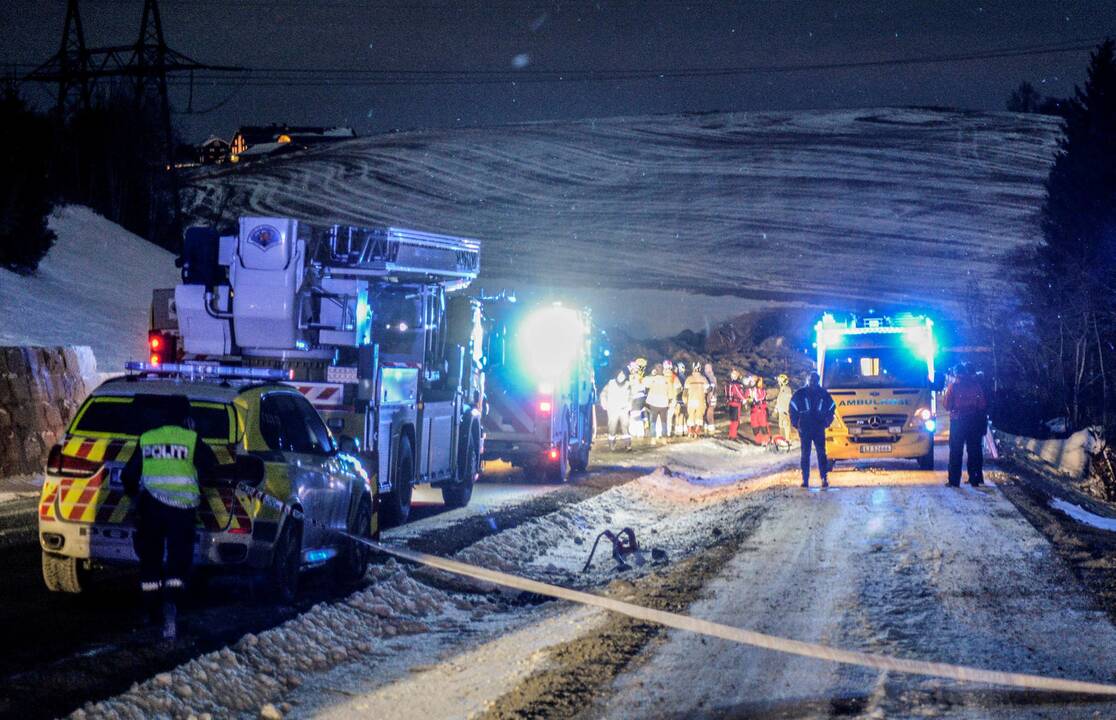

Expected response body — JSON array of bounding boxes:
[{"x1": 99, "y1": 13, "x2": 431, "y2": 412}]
[{"x1": 0, "y1": 347, "x2": 96, "y2": 477}]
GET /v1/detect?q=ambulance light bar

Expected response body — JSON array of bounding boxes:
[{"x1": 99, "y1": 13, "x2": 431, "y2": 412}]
[{"x1": 124, "y1": 361, "x2": 293, "y2": 381}]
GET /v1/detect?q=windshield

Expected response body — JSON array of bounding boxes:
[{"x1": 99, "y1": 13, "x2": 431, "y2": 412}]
[
  {"x1": 823, "y1": 347, "x2": 928, "y2": 389},
  {"x1": 72, "y1": 395, "x2": 233, "y2": 441}
]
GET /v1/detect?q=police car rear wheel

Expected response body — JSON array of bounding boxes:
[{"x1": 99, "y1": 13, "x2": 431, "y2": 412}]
[{"x1": 42, "y1": 552, "x2": 83, "y2": 593}]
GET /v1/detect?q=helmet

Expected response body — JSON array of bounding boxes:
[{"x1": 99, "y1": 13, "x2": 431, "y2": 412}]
[
  {"x1": 777, "y1": 373, "x2": 789, "y2": 385},
  {"x1": 662, "y1": 359, "x2": 673, "y2": 369},
  {"x1": 635, "y1": 358, "x2": 647, "y2": 369}
]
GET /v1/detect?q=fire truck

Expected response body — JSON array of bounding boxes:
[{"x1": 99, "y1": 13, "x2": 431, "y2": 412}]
[
  {"x1": 151, "y1": 216, "x2": 485, "y2": 524},
  {"x1": 815, "y1": 313, "x2": 941, "y2": 471},
  {"x1": 480, "y1": 297, "x2": 599, "y2": 481}
]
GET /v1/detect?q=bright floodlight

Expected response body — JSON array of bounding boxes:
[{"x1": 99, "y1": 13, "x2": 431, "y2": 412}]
[{"x1": 517, "y1": 305, "x2": 583, "y2": 381}]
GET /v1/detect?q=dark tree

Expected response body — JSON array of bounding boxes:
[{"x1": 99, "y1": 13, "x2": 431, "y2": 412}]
[
  {"x1": 1008, "y1": 39, "x2": 1116, "y2": 433},
  {"x1": 0, "y1": 87, "x2": 56, "y2": 274},
  {"x1": 1007, "y1": 81, "x2": 1043, "y2": 113}
]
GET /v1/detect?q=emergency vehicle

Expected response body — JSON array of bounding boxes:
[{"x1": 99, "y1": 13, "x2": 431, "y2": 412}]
[
  {"x1": 815, "y1": 313, "x2": 941, "y2": 470},
  {"x1": 480, "y1": 298, "x2": 599, "y2": 481},
  {"x1": 149, "y1": 216, "x2": 485, "y2": 524},
  {"x1": 38, "y1": 366, "x2": 375, "y2": 599}
]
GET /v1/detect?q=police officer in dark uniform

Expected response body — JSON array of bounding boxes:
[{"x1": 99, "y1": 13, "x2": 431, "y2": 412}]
[
  {"x1": 789, "y1": 372, "x2": 837, "y2": 489},
  {"x1": 122, "y1": 396, "x2": 218, "y2": 640}
]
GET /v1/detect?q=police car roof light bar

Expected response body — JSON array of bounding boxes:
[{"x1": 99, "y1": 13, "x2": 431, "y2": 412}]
[{"x1": 124, "y1": 361, "x2": 292, "y2": 381}]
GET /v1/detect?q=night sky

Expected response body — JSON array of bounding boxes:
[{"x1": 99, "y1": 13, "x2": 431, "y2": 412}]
[{"x1": 3, "y1": 0, "x2": 1116, "y2": 142}]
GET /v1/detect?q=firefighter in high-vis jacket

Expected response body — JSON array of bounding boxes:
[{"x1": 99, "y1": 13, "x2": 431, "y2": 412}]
[{"x1": 121, "y1": 396, "x2": 219, "y2": 640}]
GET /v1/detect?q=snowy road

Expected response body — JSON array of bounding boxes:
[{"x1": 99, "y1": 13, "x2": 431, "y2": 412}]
[{"x1": 24, "y1": 441, "x2": 1116, "y2": 719}]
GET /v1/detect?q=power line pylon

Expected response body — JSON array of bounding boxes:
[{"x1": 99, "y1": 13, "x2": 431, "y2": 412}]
[{"x1": 56, "y1": 0, "x2": 91, "y2": 118}]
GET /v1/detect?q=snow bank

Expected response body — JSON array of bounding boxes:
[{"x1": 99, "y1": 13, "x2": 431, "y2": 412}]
[
  {"x1": 69, "y1": 561, "x2": 501, "y2": 720},
  {"x1": 1049, "y1": 497, "x2": 1116, "y2": 532},
  {"x1": 456, "y1": 441, "x2": 797, "y2": 583},
  {"x1": 0, "y1": 206, "x2": 179, "y2": 373},
  {"x1": 998, "y1": 427, "x2": 1104, "y2": 479}
]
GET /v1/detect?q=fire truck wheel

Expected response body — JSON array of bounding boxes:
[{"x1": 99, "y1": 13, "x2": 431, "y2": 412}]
[
  {"x1": 569, "y1": 408, "x2": 592, "y2": 473},
  {"x1": 270, "y1": 517, "x2": 303, "y2": 604},
  {"x1": 41, "y1": 552, "x2": 83, "y2": 593},
  {"x1": 546, "y1": 433, "x2": 570, "y2": 483},
  {"x1": 443, "y1": 430, "x2": 478, "y2": 508},
  {"x1": 383, "y1": 435, "x2": 415, "y2": 526},
  {"x1": 335, "y1": 495, "x2": 372, "y2": 586}
]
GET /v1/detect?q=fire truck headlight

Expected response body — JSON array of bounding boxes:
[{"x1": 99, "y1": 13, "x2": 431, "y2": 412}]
[{"x1": 918, "y1": 408, "x2": 932, "y2": 421}]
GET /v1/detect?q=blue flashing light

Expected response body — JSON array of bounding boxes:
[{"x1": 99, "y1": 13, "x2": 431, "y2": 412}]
[
  {"x1": 924, "y1": 419, "x2": 937, "y2": 432},
  {"x1": 516, "y1": 305, "x2": 585, "y2": 382},
  {"x1": 124, "y1": 361, "x2": 292, "y2": 381},
  {"x1": 355, "y1": 288, "x2": 372, "y2": 346}
]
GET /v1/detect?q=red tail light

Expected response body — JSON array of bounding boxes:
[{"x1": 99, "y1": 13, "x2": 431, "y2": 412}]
[
  {"x1": 548, "y1": 448, "x2": 559, "y2": 461},
  {"x1": 148, "y1": 331, "x2": 177, "y2": 366}
]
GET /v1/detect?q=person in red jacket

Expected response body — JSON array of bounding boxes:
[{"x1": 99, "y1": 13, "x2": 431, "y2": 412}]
[
  {"x1": 725, "y1": 370, "x2": 747, "y2": 440},
  {"x1": 941, "y1": 363, "x2": 988, "y2": 487}
]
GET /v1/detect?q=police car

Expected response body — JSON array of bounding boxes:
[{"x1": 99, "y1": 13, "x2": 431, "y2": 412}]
[{"x1": 37, "y1": 363, "x2": 377, "y2": 601}]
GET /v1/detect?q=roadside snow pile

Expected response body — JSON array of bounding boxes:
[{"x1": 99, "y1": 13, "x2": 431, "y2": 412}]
[
  {"x1": 456, "y1": 441, "x2": 797, "y2": 585},
  {"x1": 69, "y1": 560, "x2": 501, "y2": 720},
  {"x1": 0, "y1": 205, "x2": 179, "y2": 372}
]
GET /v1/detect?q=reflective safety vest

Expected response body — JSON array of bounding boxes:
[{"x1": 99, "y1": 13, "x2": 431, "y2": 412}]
[{"x1": 139, "y1": 425, "x2": 201, "y2": 509}]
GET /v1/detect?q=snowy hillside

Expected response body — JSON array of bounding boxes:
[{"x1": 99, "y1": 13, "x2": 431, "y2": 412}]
[
  {"x1": 184, "y1": 107, "x2": 1061, "y2": 327},
  {"x1": 0, "y1": 206, "x2": 179, "y2": 371}
]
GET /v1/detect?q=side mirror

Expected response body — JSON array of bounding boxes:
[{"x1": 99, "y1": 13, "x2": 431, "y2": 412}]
[
  {"x1": 337, "y1": 435, "x2": 360, "y2": 454},
  {"x1": 234, "y1": 454, "x2": 266, "y2": 485}
]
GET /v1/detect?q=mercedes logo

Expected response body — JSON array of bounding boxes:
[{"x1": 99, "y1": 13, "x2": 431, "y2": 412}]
[{"x1": 867, "y1": 416, "x2": 882, "y2": 428}]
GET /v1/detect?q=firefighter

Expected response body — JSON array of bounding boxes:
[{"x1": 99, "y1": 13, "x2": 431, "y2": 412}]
[
  {"x1": 789, "y1": 372, "x2": 836, "y2": 488},
  {"x1": 703, "y1": 363, "x2": 718, "y2": 435},
  {"x1": 673, "y1": 361, "x2": 688, "y2": 436},
  {"x1": 725, "y1": 370, "x2": 747, "y2": 440},
  {"x1": 684, "y1": 367, "x2": 709, "y2": 437},
  {"x1": 628, "y1": 358, "x2": 649, "y2": 441},
  {"x1": 600, "y1": 370, "x2": 632, "y2": 450},
  {"x1": 663, "y1": 360, "x2": 682, "y2": 438},
  {"x1": 121, "y1": 396, "x2": 219, "y2": 640},
  {"x1": 774, "y1": 373, "x2": 793, "y2": 442},
  {"x1": 942, "y1": 363, "x2": 987, "y2": 487},
  {"x1": 644, "y1": 366, "x2": 672, "y2": 444}
]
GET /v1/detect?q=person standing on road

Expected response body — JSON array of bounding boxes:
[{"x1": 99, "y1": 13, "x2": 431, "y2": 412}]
[
  {"x1": 673, "y1": 361, "x2": 688, "y2": 436},
  {"x1": 725, "y1": 369, "x2": 747, "y2": 440},
  {"x1": 121, "y1": 396, "x2": 219, "y2": 641},
  {"x1": 941, "y1": 363, "x2": 988, "y2": 487},
  {"x1": 789, "y1": 372, "x2": 836, "y2": 488},
  {"x1": 663, "y1": 360, "x2": 682, "y2": 439},
  {"x1": 600, "y1": 370, "x2": 632, "y2": 451},
  {"x1": 703, "y1": 362, "x2": 718, "y2": 435},
  {"x1": 684, "y1": 367, "x2": 709, "y2": 437},
  {"x1": 749, "y1": 376, "x2": 771, "y2": 443},
  {"x1": 628, "y1": 359, "x2": 649, "y2": 442},
  {"x1": 645, "y1": 366, "x2": 672, "y2": 444},
  {"x1": 774, "y1": 373, "x2": 794, "y2": 442}
]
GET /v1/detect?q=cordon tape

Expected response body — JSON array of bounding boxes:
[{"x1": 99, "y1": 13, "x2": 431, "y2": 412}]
[{"x1": 241, "y1": 482, "x2": 1116, "y2": 697}]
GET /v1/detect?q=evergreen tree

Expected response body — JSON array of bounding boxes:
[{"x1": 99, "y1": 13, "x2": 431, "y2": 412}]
[
  {"x1": 0, "y1": 87, "x2": 56, "y2": 274},
  {"x1": 1018, "y1": 39, "x2": 1116, "y2": 431}
]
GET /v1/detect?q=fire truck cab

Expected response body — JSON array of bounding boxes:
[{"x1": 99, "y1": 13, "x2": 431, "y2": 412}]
[
  {"x1": 154, "y1": 216, "x2": 485, "y2": 524},
  {"x1": 816, "y1": 313, "x2": 941, "y2": 471}
]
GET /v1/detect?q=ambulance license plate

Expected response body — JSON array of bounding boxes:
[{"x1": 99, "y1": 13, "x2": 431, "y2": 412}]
[{"x1": 861, "y1": 444, "x2": 892, "y2": 454}]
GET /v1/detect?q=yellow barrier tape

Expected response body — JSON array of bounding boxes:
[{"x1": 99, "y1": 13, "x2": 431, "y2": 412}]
[{"x1": 356, "y1": 537, "x2": 1116, "y2": 697}]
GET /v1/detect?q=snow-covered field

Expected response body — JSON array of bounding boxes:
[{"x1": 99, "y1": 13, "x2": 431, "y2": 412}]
[
  {"x1": 0, "y1": 206, "x2": 179, "y2": 372},
  {"x1": 184, "y1": 108, "x2": 1061, "y2": 329}
]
